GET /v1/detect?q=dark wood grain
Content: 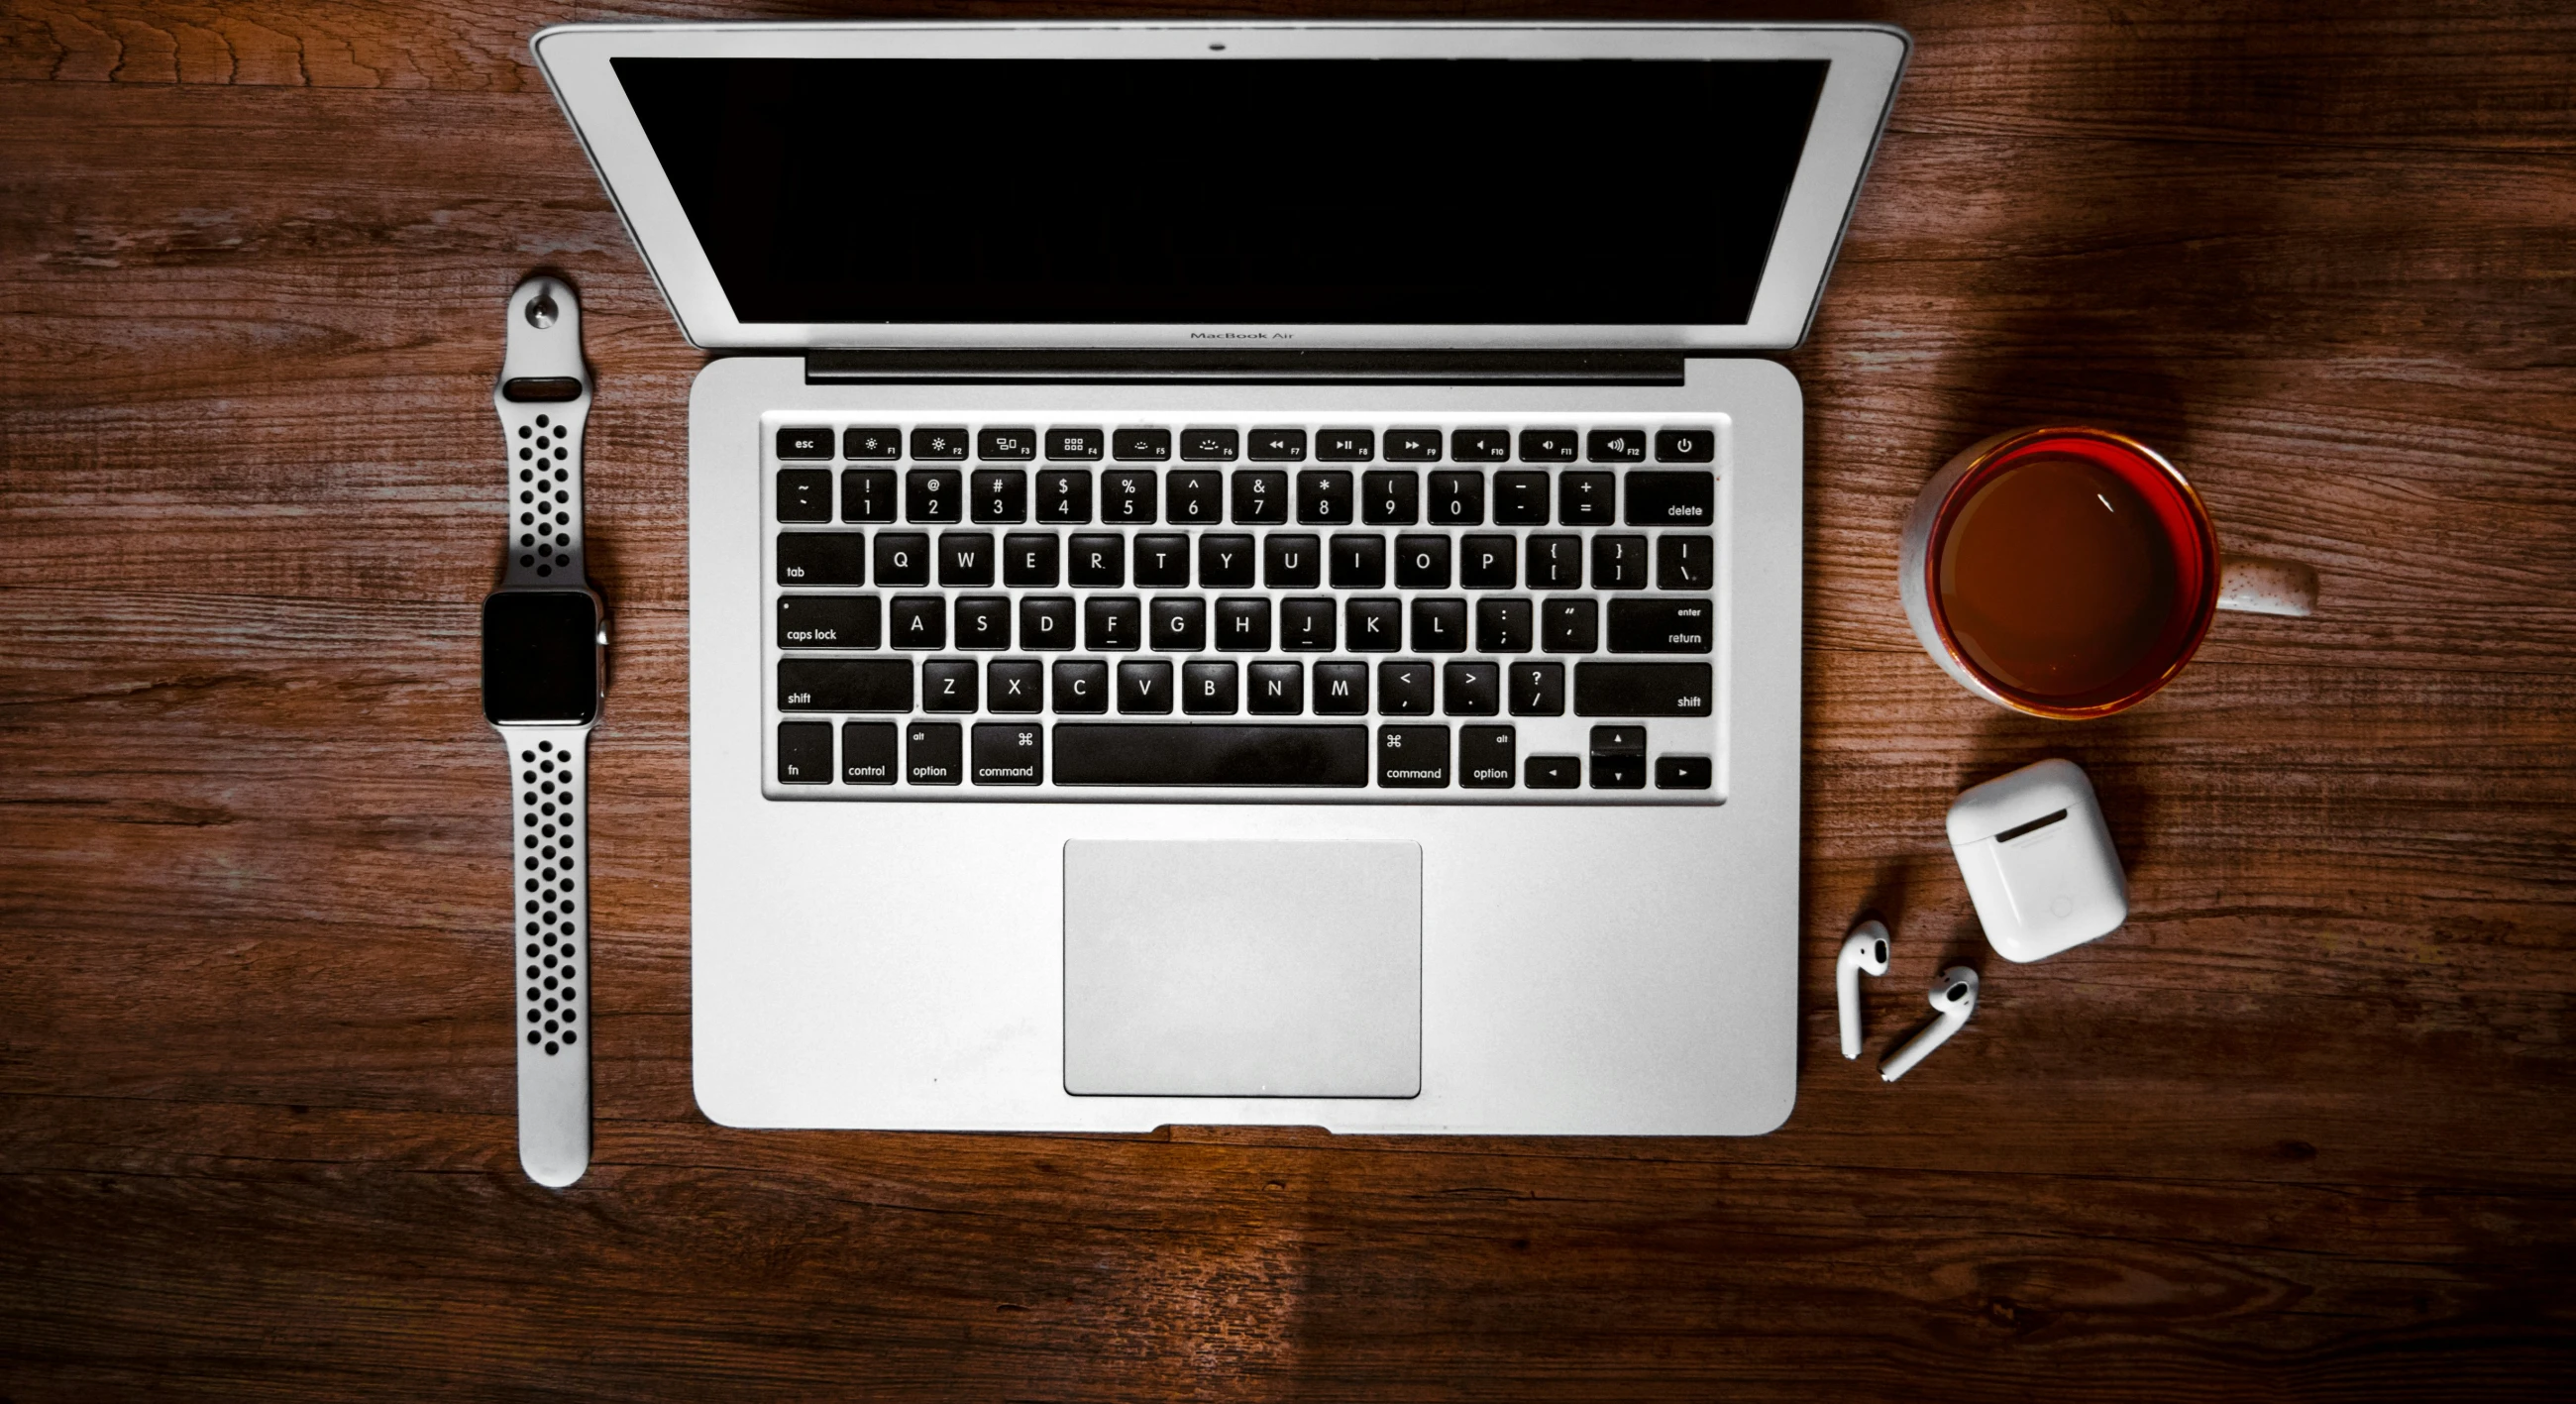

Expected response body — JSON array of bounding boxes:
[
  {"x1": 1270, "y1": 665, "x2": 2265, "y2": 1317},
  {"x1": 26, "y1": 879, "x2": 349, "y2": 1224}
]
[{"x1": 4, "y1": 2, "x2": 2573, "y2": 1398}]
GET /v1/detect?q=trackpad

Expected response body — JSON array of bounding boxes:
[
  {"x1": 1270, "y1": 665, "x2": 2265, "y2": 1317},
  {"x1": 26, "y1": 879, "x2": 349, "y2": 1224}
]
[{"x1": 1064, "y1": 840, "x2": 1421, "y2": 1098}]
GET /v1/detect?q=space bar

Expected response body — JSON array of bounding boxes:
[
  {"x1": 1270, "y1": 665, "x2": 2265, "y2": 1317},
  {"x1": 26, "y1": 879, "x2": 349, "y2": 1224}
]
[{"x1": 1053, "y1": 724, "x2": 1371, "y2": 787}]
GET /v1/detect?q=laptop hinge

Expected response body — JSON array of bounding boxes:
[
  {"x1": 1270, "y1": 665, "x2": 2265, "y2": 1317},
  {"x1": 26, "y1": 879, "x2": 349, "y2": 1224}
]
[{"x1": 804, "y1": 349, "x2": 1688, "y2": 386}]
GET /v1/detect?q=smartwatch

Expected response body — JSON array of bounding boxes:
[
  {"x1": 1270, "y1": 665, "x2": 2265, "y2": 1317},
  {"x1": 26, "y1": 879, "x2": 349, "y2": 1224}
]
[{"x1": 479, "y1": 274, "x2": 605, "y2": 1187}]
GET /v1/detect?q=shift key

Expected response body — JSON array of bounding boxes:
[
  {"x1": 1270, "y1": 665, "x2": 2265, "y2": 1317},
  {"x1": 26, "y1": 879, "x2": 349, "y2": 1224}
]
[
  {"x1": 1574, "y1": 662, "x2": 1713, "y2": 716},
  {"x1": 779, "y1": 658, "x2": 912, "y2": 712}
]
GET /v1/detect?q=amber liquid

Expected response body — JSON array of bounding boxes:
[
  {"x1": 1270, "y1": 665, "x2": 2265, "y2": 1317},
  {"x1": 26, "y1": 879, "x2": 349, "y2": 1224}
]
[{"x1": 1936, "y1": 454, "x2": 2181, "y2": 702}]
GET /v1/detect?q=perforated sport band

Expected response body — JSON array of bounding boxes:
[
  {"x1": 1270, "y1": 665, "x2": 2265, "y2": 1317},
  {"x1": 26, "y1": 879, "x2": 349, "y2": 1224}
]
[
  {"x1": 497, "y1": 277, "x2": 590, "y2": 589},
  {"x1": 500, "y1": 724, "x2": 591, "y2": 1185}
]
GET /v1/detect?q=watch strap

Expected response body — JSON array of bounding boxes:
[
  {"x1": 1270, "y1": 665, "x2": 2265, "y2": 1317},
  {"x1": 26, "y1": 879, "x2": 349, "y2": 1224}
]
[
  {"x1": 501, "y1": 724, "x2": 591, "y2": 1186},
  {"x1": 496, "y1": 276, "x2": 591, "y2": 589}
]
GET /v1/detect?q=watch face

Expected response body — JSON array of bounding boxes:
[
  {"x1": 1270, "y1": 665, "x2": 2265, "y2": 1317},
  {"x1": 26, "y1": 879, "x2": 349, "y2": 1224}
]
[{"x1": 483, "y1": 592, "x2": 601, "y2": 725}]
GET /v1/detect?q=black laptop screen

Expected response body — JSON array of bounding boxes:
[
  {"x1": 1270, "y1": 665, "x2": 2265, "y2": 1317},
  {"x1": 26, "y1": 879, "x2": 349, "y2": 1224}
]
[{"x1": 612, "y1": 56, "x2": 1829, "y2": 327}]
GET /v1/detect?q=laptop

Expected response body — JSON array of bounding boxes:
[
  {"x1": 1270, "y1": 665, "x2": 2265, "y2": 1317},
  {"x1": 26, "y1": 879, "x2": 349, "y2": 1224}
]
[{"x1": 535, "y1": 20, "x2": 1908, "y2": 1134}]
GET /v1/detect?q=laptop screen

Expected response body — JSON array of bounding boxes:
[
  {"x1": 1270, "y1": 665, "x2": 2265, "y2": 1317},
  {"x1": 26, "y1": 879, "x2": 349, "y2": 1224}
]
[{"x1": 612, "y1": 57, "x2": 1828, "y2": 328}]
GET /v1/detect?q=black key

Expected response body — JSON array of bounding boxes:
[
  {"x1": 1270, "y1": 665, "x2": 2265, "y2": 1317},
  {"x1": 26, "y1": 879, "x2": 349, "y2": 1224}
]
[
  {"x1": 1314, "y1": 661, "x2": 1369, "y2": 714},
  {"x1": 1263, "y1": 533, "x2": 1321, "y2": 589},
  {"x1": 1591, "y1": 756, "x2": 1646, "y2": 789},
  {"x1": 1248, "y1": 661, "x2": 1303, "y2": 715},
  {"x1": 1625, "y1": 471, "x2": 1716, "y2": 526},
  {"x1": 1103, "y1": 470, "x2": 1158, "y2": 523},
  {"x1": 1394, "y1": 534, "x2": 1451, "y2": 589},
  {"x1": 777, "y1": 720, "x2": 832, "y2": 783},
  {"x1": 1476, "y1": 596, "x2": 1533, "y2": 653},
  {"x1": 1282, "y1": 597, "x2": 1337, "y2": 651},
  {"x1": 978, "y1": 427, "x2": 1037, "y2": 461},
  {"x1": 953, "y1": 594, "x2": 1012, "y2": 650},
  {"x1": 1377, "y1": 725, "x2": 1449, "y2": 788},
  {"x1": 907, "y1": 468, "x2": 963, "y2": 523},
  {"x1": 1384, "y1": 427, "x2": 1443, "y2": 462},
  {"x1": 1444, "y1": 661, "x2": 1501, "y2": 715},
  {"x1": 1575, "y1": 663, "x2": 1714, "y2": 716},
  {"x1": 988, "y1": 659, "x2": 1043, "y2": 713},
  {"x1": 971, "y1": 469, "x2": 1027, "y2": 523},
  {"x1": 874, "y1": 531, "x2": 930, "y2": 587},
  {"x1": 1658, "y1": 534, "x2": 1713, "y2": 591},
  {"x1": 1181, "y1": 427, "x2": 1239, "y2": 461},
  {"x1": 1346, "y1": 597, "x2": 1401, "y2": 652},
  {"x1": 1246, "y1": 428, "x2": 1308, "y2": 462},
  {"x1": 1559, "y1": 472, "x2": 1616, "y2": 524},
  {"x1": 922, "y1": 658, "x2": 979, "y2": 711},
  {"x1": 1526, "y1": 755, "x2": 1580, "y2": 789},
  {"x1": 1591, "y1": 534, "x2": 1649, "y2": 590},
  {"x1": 1331, "y1": 533, "x2": 1387, "y2": 589},
  {"x1": 776, "y1": 426, "x2": 833, "y2": 460},
  {"x1": 776, "y1": 469, "x2": 831, "y2": 523},
  {"x1": 1459, "y1": 533, "x2": 1516, "y2": 589},
  {"x1": 779, "y1": 658, "x2": 911, "y2": 712},
  {"x1": 1150, "y1": 595, "x2": 1206, "y2": 651},
  {"x1": 1215, "y1": 596, "x2": 1272, "y2": 651},
  {"x1": 1232, "y1": 470, "x2": 1289, "y2": 524},
  {"x1": 840, "y1": 720, "x2": 898, "y2": 784},
  {"x1": 1316, "y1": 428, "x2": 1375, "y2": 462},
  {"x1": 1460, "y1": 725, "x2": 1516, "y2": 789},
  {"x1": 1117, "y1": 659, "x2": 1174, "y2": 713},
  {"x1": 778, "y1": 532, "x2": 867, "y2": 587},
  {"x1": 1411, "y1": 596, "x2": 1467, "y2": 653},
  {"x1": 1003, "y1": 532, "x2": 1060, "y2": 588},
  {"x1": 1298, "y1": 470, "x2": 1355, "y2": 525},
  {"x1": 1494, "y1": 472, "x2": 1551, "y2": 525},
  {"x1": 1020, "y1": 595, "x2": 1077, "y2": 651},
  {"x1": 912, "y1": 427, "x2": 969, "y2": 461},
  {"x1": 1362, "y1": 471, "x2": 1421, "y2": 525},
  {"x1": 972, "y1": 722, "x2": 1043, "y2": 784},
  {"x1": 1586, "y1": 428, "x2": 1648, "y2": 463},
  {"x1": 1168, "y1": 470, "x2": 1225, "y2": 523},
  {"x1": 1510, "y1": 661, "x2": 1566, "y2": 715},
  {"x1": 777, "y1": 594, "x2": 881, "y2": 650},
  {"x1": 1053, "y1": 659, "x2": 1109, "y2": 713},
  {"x1": 1113, "y1": 427, "x2": 1171, "y2": 461},
  {"x1": 907, "y1": 721, "x2": 962, "y2": 784},
  {"x1": 1379, "y1": 661, "x2": 1435, "y2": 715},
  {"x1": 1527, "y1": 534, "x2": 1583, "y2": 590},
  {"x1": 1592, "y1": 724, "x2": 1647, "y2": 763},
  {"x1": 1608, "y1": 596, "x2": 1715, "y2": 653},
  {"x1": 1655, "y1": 427, "x2": 1716, "y2": 463},
  {"x1": 1036, "y1": 469, "x2": 1093, "y2": 523},
  {"x1": 1054, "y1": 723, "x2": 1368, "y2": 787},
  {"x1": 1520, "y1": 429, "x2": 1578, "y2": 462},
  {"x1": 844, "y1": 426, "x2": 902, "y2": 461},
  {"x1": 1428, "y1": 471, "x2": 1485, "y2": 526},
  {"x1": 1134, "y1": 533, "x2": 1193, "y2": 588},
  {"x1": 1048, "y1": 427, "x2": 1105, "y2": 461},
  {"x1": 936, "y1": 531, "x2": 994, "y2": 588},
  {"x1": 1085, "y1": 595, "x2": 1141, "y2": 651},
  {"x1": 1067, "y1": 533, "x2": 1125, "y2": 587},
  {"x1": 1197, "y1": 533, "x2": 1255, "y2": 588},
  {"x1": 1543, "y1": 596, "x2": 1599, "y2": 653},
  {"x1": 1451, "y1": 428, "x2": 1510, "y2": 462},
  {"x1": 888, "y1": 594, "x2": 946, "y2": 650},
  {"x1": 1657, "y1": 755, "x2": 1712, "y2": 790},
  {"x1": 1183, "y1": 660, "x2": 1239, "y2": 714},
  {"x1": 839, "y1": 468, "x2": 896, "y2": 522}
]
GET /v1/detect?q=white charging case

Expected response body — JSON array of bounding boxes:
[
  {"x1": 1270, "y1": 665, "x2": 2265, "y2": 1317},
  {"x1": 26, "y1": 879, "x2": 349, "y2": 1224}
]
[{"x1": 1947, "y1": 758, "x2": 2128, "y2": 962}]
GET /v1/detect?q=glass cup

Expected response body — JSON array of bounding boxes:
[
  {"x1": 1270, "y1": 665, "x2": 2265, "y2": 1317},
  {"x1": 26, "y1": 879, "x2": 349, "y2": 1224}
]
[{"x1": 1896, "y1": 427, "x2": 2316, "y2": 718}]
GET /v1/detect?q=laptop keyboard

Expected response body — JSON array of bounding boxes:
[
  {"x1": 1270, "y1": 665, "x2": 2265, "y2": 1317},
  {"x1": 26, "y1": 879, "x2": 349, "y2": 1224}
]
[{"x1": 764, "y1": 414, "x2": 1724, "y2": 803}]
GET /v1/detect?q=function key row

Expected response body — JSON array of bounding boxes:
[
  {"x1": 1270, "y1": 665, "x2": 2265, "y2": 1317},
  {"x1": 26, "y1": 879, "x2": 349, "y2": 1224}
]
[
  {"x1": 777, "y1": 425, "x2": 1716, "y2": 466},
  {"x1": 775, "y1": 466, "x2": 1713, "y2": 528}
]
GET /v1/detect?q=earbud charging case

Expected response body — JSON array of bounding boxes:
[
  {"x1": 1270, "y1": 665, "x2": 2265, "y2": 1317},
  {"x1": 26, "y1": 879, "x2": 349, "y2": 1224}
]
[{"x1": 1947, "y1": 758, "x2": 2128, "y2": 962}]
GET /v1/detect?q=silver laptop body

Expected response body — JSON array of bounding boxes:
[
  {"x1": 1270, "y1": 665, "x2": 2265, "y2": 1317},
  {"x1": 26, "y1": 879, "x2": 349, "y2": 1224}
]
[{"x1": 536, "y1": 20, "x2": 1908, "y2": 1134}]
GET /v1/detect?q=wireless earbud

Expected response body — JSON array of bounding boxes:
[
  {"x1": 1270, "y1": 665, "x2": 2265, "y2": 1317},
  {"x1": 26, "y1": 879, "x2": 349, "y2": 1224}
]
[
  {"x1": 1878, "y1": 966, "x2": 1979, "y2": 1083},
  {"x1": 1836, "y1": 919, "x2": 1892, "y2": 1059}
]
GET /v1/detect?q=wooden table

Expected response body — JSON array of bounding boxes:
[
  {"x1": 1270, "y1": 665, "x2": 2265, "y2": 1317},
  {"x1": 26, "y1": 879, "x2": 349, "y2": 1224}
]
[{"x1": 5, "y1": 2, "x2": 2571, "y2": 1397}]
